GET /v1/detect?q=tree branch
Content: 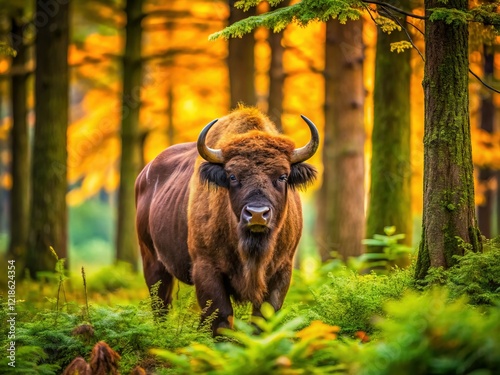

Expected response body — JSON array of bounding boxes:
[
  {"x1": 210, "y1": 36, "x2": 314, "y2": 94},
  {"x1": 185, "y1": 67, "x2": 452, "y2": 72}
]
[
  {"x1": 469, "y1": 68, "x2": 500, "y2": 94},
  {"x1": 362, "y1": 0, "x2": 427, "y2": 20},
  {"x1": 378, "y1": 6, "x2": 425, "y2": 62}
]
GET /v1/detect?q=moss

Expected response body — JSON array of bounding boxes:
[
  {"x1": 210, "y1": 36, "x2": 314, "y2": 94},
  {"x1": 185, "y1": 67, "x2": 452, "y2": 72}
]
[
  {"x1": 415, "y1": 229, "x2": 430, "y2": 280},
  {"x1": 468, "y1": 226, "x2": 483, "y2": 253},
  {"x1": 443, "y1": 230, "x2": 460, "y2": 267}
]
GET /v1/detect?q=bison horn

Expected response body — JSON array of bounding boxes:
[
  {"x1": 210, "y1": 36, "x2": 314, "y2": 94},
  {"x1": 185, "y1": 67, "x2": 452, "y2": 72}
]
[
  {"x1": 291, "y1": 115, "x2": 320, "y2": 164},
  {"x1": 197, "y1": 119, "x2": 224, "y2": 163}
]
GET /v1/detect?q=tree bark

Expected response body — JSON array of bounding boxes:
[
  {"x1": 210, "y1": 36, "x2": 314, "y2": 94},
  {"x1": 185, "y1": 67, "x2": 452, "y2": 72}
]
[
  {"x1": 318, "y1": 19, "x2": 365, "y2": 261},
  {"x1": 27, "y1": 1, "x2": 69, "y2": 276},
  {"x1": 8, "y1": 16, "x2": 30, "y2": 267},
  {"x1": 477, "y1": 47, "x2": 495, "y2": 239},
  {"x1": 228, "y1": 0, "x2": 256, "y2": 109},
  {"x1": 267, "y1": 0, "x2": 289, "y2": 131},
  {"x1": 116, "y1": 0, "x2": 143, "y2": 270},
  {"x1": 366, "y1": 11, "x2": 412, "y2": 248},
  {"x1": 416, "y1": 0, "x2": 482, "y2": 279}
]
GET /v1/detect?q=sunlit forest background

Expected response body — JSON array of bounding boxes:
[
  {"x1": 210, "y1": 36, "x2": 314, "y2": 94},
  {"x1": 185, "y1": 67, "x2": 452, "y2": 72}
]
[
  {"x1": 0, "y1": 0, "x2": 500, "y2": 373},
  {"x1": 2, "y1": 0, "x2": 498, "y2": 272}
]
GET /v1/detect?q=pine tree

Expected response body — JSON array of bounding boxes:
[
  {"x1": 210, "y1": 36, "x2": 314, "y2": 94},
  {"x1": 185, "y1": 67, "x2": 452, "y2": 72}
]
[{"x1": 415, "y1": 0, "x2": 482, "y2": 278}]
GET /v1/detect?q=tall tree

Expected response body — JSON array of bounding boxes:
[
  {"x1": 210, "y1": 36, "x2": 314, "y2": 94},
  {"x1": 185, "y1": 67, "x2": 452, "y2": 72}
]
[
  {"x1": 477, "y1": 46, "x2": 495, "y2": 238},
  {"x1": 116, "y1": 0, "x2": 143, "y2": 270},
  {"x1": 267, "y1": 0, "x2": 289, "y2": 131},
  {"x1": 26, "y1": 0, "x2": 69, "y2": 275},
  {"x1": 415, "y1": 0, "x2": 482, "y2": 278},
  {"x1": 318, "y1": 19, "x2": 365, "y2": 260},
  {"x1": 8, "y1": 14, "x2": 30, "y2": 266},
  {"x1": 366, "y1": 8, "x2": 412, "y2": 248},
  {"x1": 228, "y1": 0, "x2": 256, "y2": 108}
]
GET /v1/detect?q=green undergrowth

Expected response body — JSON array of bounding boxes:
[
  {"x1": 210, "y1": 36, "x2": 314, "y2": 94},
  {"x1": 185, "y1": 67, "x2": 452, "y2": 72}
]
[
  {"x1": 1, "y1": 240, "x2": 500, "y2": 374},
  {"x1": 0, "y1": 283, "x2": 213, "y2": 374},
  {"x1": 418, "y1": 238, "x2": 500, "y2": 305},
  {"x1": 155, "y1": 290, "x2": 500, "y2": 375}
]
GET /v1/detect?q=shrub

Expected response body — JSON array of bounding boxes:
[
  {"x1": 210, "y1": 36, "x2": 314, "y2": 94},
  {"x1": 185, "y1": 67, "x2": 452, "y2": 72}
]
[
  {"x1": 287, "y1": 263, "x2": 414, "y2": 335},
  {"x1": 86, "y1": 262, "x2": 141, "y2": 293},
  {"x1": 355, "y1": 289, "x2": 500, "y2": 375},
  {"x1": 420, "y1": 239, "x2": 500, "y2": 305},
  {"x1": 153, "y1": 303, "x2": 346, "y2": 374}
]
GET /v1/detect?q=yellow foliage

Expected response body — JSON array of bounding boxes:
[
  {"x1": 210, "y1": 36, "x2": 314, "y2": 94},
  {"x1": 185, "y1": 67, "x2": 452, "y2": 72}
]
[
  {"x1": 296, "y1": 320, "x2": 340, "y2": 342},
  {"x1": 1, "y1": 172, "x2": 12, "y2": 190},
  {"x1": 0, "y1": 117, "x2": 12, "y2": 141},
  {"x1": 0, "y1": 58, "x2": 9, "y2": 74},
  {"x1": 472, "y1": 128, "x2": 500, "y2": 169}
]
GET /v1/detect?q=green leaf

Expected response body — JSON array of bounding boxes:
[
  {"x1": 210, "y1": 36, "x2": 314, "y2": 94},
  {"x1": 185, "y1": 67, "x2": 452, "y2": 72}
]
[
  {"x1": 361, "y1": 239, "x2": 385, "y2": 246},
  {"x1": 428, "y1": 7, "x2": 470, "y2": 25},
  {"x1": 384, "y1": 226, "x2": 397, "y2": 236}
]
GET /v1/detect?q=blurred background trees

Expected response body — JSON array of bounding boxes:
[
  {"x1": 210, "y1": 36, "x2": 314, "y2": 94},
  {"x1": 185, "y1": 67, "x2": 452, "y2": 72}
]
[
  {"x1": 0, "y1": 0, "x2": 498, "y2": 279},
  {"x1": 27, "y1": 0, "x2": 70, "y2": 276},
  {"x1": 116, "y1": 0, "x2": 143, "y2": 271},
  {"x1": 366, "y1": 1, "x2": 412, "y2": 254},
  {"x1": 317, "y1": 18, "x2": 365, "y2": 261}
]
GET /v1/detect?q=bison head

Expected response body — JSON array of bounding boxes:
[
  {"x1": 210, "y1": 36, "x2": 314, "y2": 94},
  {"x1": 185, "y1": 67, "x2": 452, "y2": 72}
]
[{"x1": 196, "y1": 115, "x2": 319, "y2": 257}]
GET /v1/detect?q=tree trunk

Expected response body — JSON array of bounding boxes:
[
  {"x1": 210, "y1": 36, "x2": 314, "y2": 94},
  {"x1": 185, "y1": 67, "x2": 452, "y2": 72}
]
[
  {"x1": 228, "y1": 0, "x2": 256, "y2": 109},
  {"x1": 416, "y1": 0, "x2": 482, "y2": 279},
  {"x1": 318, "y1": 19, "x2": 365, "y2": 261},
  {"x1": 8, "y1": 16, "x2": 30, "y2": 267},
  {"x1": 366, "y1": 12, "x2": 412, "y2": 247},
  {"x1": 267, "y1": 0, "x2": 289, "y2": 131},
  {"x1": 116, "y1": 0, "x2": 143, "y2": 270},
  {"x1": 477, "y1": 46, "x2": 495, "y2": 239},
  {"x1": 27, "y1": 1, "x2": 69, "y2": 276}
]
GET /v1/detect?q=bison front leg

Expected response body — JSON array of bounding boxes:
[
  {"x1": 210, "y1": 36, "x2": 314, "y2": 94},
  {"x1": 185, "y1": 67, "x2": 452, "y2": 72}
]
[
  {"x1": 192, "y1": 261, "x2": 233, "y2": 336},
  {"x1": 252, "y1": 263, "x2": 292, "y2": 318}
]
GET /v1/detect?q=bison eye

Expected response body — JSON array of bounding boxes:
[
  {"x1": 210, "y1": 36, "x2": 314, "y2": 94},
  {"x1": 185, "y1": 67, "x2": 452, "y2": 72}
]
[
  {"x1": 278, "y1": 174, "x2": 288, "y2": 182},
  {"x1": 229, "y1": 174, "x2": 237, "y2": 182}
]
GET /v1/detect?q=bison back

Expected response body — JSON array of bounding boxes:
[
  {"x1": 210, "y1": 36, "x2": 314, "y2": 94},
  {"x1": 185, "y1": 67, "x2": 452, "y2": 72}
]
[{"x1": 135, "y1": 142, "x2": 198, "y2": 285}]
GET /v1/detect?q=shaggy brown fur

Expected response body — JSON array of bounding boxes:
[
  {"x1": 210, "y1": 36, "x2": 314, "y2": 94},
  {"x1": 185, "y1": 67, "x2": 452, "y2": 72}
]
[{"x1": 135, "y1": 107, "x2": 317, "y2": 335}]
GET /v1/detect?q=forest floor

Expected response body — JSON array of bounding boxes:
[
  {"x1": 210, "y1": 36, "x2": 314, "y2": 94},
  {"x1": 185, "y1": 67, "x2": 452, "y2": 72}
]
[{"x1": 1, "y1": 246, "x2": 500, "y2": 374}]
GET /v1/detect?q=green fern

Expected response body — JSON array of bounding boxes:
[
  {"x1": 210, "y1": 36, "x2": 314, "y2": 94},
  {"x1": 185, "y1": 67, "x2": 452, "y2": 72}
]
[
  {"x1": 153, "y1": 303, "x2": 345, "y2": 374},
  {"x1": 0, "y1": 346, "x2": 59, "y2": 374},
  {"x1": 418, "y1": 239, "x2": 500, "y2": 305}
]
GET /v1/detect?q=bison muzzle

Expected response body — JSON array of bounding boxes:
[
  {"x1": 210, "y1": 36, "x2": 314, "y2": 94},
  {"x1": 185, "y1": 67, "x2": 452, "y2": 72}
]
[{"x1": 135, "y1": 107, "x2": 319, "y2": 335}]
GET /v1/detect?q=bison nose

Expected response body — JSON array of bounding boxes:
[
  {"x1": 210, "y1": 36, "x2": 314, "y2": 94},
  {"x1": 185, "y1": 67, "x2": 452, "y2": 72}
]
[{"x1": 243, "y1": 205, "x2": 271, "y2": 226}]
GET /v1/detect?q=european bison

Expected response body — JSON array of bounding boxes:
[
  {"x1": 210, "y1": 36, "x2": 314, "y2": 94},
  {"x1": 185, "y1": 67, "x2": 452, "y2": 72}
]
[{"x1": 135, "y1": 107, "x2": 318, "y2": 335}]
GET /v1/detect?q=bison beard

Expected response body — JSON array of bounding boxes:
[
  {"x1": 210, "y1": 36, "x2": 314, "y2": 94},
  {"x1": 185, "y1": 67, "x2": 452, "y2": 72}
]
[
  {"x1": 239, "y1": 227, "x2": 272, "y2": 257},
  {"x1": 136, "y1": 107, "x2": 319, "y2": 336},
  {"x1": 237, "y1": 228, "x2": 277, "y2": 304}
]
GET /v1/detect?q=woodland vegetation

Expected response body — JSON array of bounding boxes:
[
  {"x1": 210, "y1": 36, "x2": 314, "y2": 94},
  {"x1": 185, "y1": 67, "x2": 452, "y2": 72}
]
[{"x1": 0, "y1": 0, "x2": 500, "y2": 374}]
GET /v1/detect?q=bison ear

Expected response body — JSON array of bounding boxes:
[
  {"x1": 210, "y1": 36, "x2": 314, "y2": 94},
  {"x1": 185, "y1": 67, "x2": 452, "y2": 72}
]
[
  {"x1": 289, "y1": 163, "x2": 317, "y2": 190},
  {"x1": 199, "y1": 162, "x2": 229, "y2": 189}
]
